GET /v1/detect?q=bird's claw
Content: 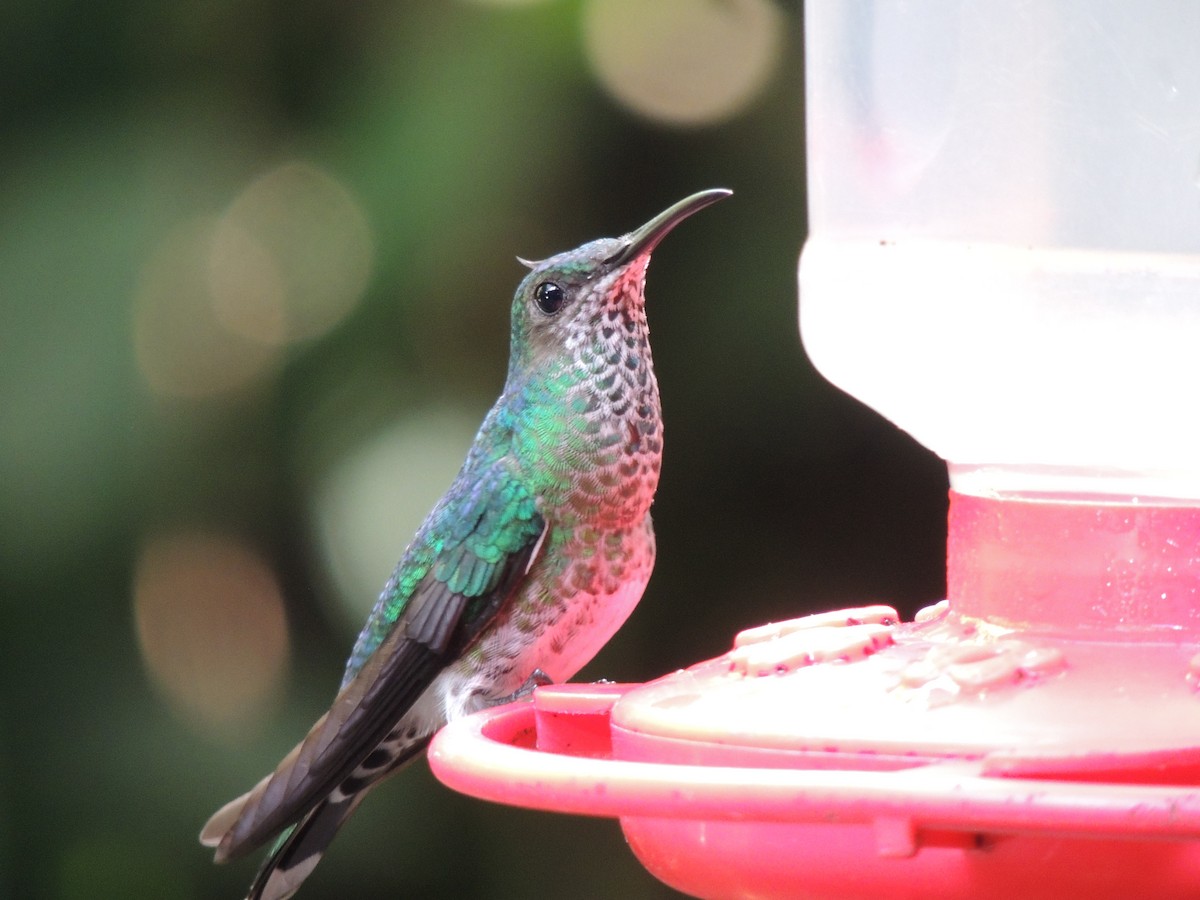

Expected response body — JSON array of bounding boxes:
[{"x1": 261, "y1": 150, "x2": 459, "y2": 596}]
[{"x1": 484, "y1": 668, "x2": 553, "y2": 707}]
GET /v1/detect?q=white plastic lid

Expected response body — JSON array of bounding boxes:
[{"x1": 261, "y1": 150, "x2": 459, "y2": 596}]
[{"x1": 799, "y1": 1, "x2": 1200, "y2": 497}]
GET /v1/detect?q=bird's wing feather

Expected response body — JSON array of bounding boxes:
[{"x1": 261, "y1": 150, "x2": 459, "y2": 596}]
[{"x1": 205, "y1": 465, "x2": 545, "y2": 861}]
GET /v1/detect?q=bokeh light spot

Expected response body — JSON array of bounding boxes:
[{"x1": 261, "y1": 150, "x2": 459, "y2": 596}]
[
  {"x1": 208, "y1": 218, "x2": 288, "y2": 346},
  {"x1": 583, "y1": 0, "x2": 784, "y2": 126},
  {"x1": 313, "y1": 408, "x2": 483, "y2": 626},
  {"x1": 133, "y1": 162, "x2": 371, "y2": 396},
  {"x1": 219, "y1": 161, "x2": 373, "y2": 343},
  {"x1": 134, "y1": 217, "x2": 280, "y2": 397},
  {"x1": 133, "y1": 531, "x2": 289, "y2": 737}
]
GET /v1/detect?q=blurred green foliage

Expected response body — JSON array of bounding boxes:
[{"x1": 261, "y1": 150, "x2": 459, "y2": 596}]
[{"x1": 0, "y1": 1, "x2": 946, "y2": 897}]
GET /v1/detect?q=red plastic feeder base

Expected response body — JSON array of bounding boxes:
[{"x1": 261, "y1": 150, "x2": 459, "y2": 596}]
[{"x1": 429, "y1": 492, "x2": 1200, "y2": 899}]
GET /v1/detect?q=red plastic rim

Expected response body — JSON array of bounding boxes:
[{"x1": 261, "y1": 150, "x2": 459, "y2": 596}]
[{"x1": 428, "y1": 684, "x2": 1200, "y2": 842}]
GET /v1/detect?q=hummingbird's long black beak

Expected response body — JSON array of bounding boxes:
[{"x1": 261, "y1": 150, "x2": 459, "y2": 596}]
[{"x1": 606, "y1": 188, "x2": 732, "y2": 268}]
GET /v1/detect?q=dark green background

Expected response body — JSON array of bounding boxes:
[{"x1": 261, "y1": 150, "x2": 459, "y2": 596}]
[{"x1": 0, "y1": 1, "x2": 946, "y2": 897}]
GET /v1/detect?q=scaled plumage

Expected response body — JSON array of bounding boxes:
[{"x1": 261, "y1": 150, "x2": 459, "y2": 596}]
[{"x1": 201, "y1": 189, "x2": 730, "y2": 899}]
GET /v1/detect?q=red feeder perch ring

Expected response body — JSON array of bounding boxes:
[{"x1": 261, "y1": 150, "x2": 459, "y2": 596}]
[{"x1": 430, "y1": 492, "x2": 1200, "y2": 899}]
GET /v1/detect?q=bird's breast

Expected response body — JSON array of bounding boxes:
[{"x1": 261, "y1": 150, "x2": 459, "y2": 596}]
[{"x1": 551, "y1": 335, "x2": 662, "y2": 530}]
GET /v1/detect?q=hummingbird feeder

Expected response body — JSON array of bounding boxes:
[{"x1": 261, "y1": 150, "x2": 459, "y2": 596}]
[{"x1": 429, "y1": 3, "x2": 1200, "y2": 897}]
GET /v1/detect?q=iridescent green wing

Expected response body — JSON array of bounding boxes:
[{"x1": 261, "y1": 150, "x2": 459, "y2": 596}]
[
  {"x1": 341, "y1": 459, "x2": 544, "y2": 680},
  {"x1": 210, "y1": 466, "x2": 545, "y2": 860}
]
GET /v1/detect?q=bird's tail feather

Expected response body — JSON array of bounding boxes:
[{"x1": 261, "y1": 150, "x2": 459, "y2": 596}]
[
  {"x1": 244, "y1": 796, "x2": 362, "y2": 900},
  {"x1": 240, "y1": 736, "x2": 432, "y2": 900}
]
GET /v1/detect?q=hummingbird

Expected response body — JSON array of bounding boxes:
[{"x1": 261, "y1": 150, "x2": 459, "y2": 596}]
[{"x1": 200, "y1": 189, "x2": 731, "y2": 899}]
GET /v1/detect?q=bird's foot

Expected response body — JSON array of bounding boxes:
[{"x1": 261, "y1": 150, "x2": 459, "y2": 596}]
[{"x1": 484, "y1": 668, "x2": 553, "y2": 707}]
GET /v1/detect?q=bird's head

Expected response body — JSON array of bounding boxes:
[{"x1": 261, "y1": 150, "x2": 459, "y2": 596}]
[{"x1": 506, "y1": 189, "x2": 731, "y2": 377}]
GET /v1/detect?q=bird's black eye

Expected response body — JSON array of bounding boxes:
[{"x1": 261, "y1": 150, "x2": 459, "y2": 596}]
[{"x1": 533, "y1": 281, "x2": 567, "y2": 315}]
